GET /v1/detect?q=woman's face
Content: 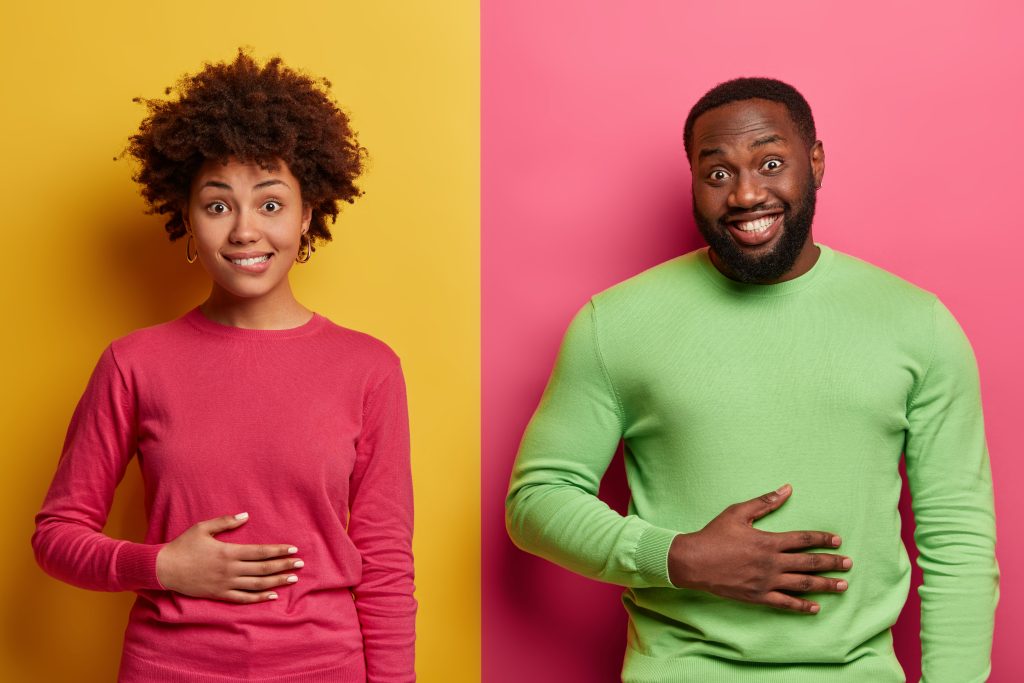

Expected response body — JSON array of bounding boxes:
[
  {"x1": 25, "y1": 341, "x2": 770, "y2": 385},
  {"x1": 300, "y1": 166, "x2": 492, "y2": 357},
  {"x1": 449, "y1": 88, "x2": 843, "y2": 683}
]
[{"x1": 185, "y1": 158, "x2": 312, "y2": 305}]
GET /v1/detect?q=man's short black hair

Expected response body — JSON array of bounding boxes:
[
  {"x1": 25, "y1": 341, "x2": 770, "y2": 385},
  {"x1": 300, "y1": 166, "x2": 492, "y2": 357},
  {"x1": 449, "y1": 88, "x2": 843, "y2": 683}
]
[{"x1": 683, "y1": 77, "x2": 817, "y2": 160}]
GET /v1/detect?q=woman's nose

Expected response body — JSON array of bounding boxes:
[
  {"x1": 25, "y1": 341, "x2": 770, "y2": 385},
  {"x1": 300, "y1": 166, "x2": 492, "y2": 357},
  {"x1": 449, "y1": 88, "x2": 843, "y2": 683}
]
[{"x1": 229, "y1": 209, "x2": 260, "y2": 243}]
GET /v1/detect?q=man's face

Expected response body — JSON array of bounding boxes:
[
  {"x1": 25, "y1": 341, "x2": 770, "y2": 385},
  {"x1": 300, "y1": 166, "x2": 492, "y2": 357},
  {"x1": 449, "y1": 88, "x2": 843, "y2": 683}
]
[{"x1": 690, "y1": 98, "x2": 824, "y2": 284}]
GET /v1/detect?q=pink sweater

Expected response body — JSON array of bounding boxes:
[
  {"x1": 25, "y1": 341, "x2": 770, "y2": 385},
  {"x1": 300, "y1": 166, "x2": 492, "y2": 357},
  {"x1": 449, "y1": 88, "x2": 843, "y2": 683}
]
[{"x1": 33, "y1": 308, "x2": 416, "y2": 682}]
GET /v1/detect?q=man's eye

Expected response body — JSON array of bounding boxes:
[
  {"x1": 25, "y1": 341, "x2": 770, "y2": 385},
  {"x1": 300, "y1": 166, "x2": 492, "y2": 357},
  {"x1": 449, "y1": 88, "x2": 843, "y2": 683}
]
[
  {"x1": 762, "y1": 159, "x2": 783, "y2": 172},
  {"x1": 262, "y1": 201, "x2": 281, "y2": 212},
  {"x1": 709, "y1": 170, "x2": 729, "y2": 181},
  {"x1": 207, "y1": 202, "x2": 229, "y2": 214}
]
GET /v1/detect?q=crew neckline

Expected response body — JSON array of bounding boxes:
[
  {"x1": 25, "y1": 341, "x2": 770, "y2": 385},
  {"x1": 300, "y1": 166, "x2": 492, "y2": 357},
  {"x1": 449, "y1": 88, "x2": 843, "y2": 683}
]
[
  {"x1": 183, "y1": 306, "x2": 327, "y2": 339},
  {"x1": 696, "y1": 243, "x2": 835, "y2": 297}
]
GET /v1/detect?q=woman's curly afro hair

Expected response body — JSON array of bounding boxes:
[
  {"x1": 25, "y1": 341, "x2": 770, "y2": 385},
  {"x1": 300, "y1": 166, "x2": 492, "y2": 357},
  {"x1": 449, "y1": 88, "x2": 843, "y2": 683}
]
[{"x1": 126, "y1": 49, "x2": 366, "y2": 246}]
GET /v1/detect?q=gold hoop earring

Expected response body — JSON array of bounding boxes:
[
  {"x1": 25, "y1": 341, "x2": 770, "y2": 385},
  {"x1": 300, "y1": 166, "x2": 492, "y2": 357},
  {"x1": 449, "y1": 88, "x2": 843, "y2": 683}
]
[
  {"x1": 296, "y1": 233, "x2": 312, "y2": 263},
  {"x1": 185, "y1": 233, "x2": 198, "y2": 264}
]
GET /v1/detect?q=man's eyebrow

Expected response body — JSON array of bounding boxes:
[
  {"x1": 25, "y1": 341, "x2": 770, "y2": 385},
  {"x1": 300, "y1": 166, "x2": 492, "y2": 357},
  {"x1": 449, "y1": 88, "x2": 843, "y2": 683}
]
[
  {"x1": 697, "y1": 147, "x2": 722, "y2": 161},
  {"x1": 750, "y1": 134, "x2": 785, "y2": 149}
]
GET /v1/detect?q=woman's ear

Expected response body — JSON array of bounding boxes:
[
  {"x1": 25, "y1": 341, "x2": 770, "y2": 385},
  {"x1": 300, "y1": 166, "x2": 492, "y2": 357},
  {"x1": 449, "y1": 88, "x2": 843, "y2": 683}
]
[{"x1": 301, "y1": 204, "x2": 313, "y2": 234}]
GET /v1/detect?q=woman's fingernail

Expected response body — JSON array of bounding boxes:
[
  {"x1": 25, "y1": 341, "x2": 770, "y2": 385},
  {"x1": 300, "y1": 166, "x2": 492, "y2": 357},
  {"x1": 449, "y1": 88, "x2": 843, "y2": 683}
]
[
  {"x1": 286, "y1": 575, "x2": 299, "y2": 583},
  {"x1": 293, "y1": 560, "x2": 305, "y2": 568},
  {"x1": 234, "y1": 512, "x2": 249, "y2": 520},
  {"x1": 287, "y1": 546, "x2": 299, "y2": 554},
  {"x1": 267, "y1": 593, "x2": 278, "y2": 600}
]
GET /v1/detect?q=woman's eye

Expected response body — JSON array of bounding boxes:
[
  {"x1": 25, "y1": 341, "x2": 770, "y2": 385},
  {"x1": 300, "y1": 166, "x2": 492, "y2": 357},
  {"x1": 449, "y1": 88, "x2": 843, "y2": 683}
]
[
  {"x1": 709, "y1": 170, "x2": 729, "y2": 181},
  {"x1": 262, "y1": 201, "x2": 281, "y2": 212},
  {"x1": 762, "y1": 159, "x2": 783, "y2": 172},
  {"x1": 207, "y1": 202, "x2": 229, "y2": 214}
]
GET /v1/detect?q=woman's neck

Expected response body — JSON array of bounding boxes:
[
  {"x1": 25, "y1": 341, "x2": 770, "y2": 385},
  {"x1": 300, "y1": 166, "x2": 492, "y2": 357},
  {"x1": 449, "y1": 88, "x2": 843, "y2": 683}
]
[{"x1": 199, "y1": 285, "x2": 313, "y2": 330}]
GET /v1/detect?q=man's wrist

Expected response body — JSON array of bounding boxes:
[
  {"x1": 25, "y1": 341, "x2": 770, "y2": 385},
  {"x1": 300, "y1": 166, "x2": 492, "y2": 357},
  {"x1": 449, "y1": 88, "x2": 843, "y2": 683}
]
[{"x1": 668, "y1": 533, "x2": 695, "y2": 589}]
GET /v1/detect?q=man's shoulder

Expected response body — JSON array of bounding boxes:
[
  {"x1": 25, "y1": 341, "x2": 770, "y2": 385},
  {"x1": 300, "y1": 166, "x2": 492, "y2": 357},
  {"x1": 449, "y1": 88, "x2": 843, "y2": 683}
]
[
  {"x1": 590, "y1": 249, "x2": 707, "y2": 310},
  {"x1": 827, "y1": 247, "x2": 940, "y2": 316},
  {"x1": 582, "y1": 245, "x2": 942, "y2": 310}
]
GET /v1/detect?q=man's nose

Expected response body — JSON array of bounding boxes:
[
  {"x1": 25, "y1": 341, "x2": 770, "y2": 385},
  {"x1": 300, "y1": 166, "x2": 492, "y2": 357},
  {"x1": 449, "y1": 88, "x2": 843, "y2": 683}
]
[{"x1": 728, "y1": 171, "x2": 769, "y2": 209}]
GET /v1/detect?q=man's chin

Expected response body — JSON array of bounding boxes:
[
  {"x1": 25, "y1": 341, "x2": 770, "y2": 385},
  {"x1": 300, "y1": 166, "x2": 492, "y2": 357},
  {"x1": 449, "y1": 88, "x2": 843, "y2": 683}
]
[{"x1": 706, "y1": 228, "x2": 802, "y2": 283}]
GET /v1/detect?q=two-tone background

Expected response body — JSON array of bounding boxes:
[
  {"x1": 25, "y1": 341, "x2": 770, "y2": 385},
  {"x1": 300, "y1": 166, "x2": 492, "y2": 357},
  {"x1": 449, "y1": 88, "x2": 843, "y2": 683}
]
[{"x1": 2, "y1": 1, "x2": 1020, "y2": 680}]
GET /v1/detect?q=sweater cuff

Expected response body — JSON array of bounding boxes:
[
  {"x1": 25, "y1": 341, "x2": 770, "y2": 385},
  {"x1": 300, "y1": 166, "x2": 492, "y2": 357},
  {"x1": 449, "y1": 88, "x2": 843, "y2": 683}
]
[
  {"x1": 635, "y1": 525, "x2": 678, "y2": 587},
  {"x1": 114, "y1": 541, "x2": 167, "y2": 591}
]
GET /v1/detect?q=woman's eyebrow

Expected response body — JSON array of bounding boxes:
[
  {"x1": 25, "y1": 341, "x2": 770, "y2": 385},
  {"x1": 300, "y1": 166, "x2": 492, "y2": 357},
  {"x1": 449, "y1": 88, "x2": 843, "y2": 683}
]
[
  {"x1": 199, "y1": 179, "x2": 290, "y2": 190},
  {"x1": 254, "y1": 179, "x2": 289, "y2": 190}
]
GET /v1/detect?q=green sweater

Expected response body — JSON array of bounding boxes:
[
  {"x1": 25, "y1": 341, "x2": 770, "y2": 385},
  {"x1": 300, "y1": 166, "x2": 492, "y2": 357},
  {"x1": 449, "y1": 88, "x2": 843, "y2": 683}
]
[{"x1": 506, "y1": 245, "x2": 997, "y2": 683}]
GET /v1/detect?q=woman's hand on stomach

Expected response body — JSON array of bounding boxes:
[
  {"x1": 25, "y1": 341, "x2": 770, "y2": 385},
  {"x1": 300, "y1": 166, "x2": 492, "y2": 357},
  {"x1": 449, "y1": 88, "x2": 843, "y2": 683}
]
[{"x1": 156, "y1": 512, "x2": 303, "y2": 603}]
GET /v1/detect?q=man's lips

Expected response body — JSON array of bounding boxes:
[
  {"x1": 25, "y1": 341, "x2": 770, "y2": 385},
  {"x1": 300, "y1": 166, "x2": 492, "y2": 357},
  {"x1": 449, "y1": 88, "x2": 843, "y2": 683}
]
[{"x1": 724, "y1": 212, "x2": 784, "y2": 247}]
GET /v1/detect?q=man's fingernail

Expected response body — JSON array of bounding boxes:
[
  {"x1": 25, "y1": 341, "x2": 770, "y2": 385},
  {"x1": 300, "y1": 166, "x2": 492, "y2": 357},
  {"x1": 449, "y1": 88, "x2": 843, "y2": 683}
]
[
  {"x1": 832, "y1": 535, "x2": 842, "y2": 546},
  {"x1": 234, "y1": 512, "x2": 249, "y2": 521},
  {"x1": 842, "y1": 558, "x2": 852, "y2": 569},
  {"x1": 837, "y1": 580, "x2": 848, "y2": 591},
  {"x1": 809, "y1": 604, "x2": 820, "y2": 614},
  {"x1": 776, "y1": 484, "x2": 791, "y2": 495}
]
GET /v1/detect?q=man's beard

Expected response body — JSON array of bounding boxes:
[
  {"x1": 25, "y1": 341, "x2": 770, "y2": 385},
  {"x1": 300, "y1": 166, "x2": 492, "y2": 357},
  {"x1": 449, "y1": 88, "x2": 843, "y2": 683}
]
[{"x1": 693, "y1": 179, "x2": 817, "y2": 284}]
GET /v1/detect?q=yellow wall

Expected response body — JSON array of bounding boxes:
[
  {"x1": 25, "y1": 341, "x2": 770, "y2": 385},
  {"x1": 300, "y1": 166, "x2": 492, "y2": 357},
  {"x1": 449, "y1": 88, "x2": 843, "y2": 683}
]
[{"x1": 0, "y1": 3, "x2": 479, "y2": 681}]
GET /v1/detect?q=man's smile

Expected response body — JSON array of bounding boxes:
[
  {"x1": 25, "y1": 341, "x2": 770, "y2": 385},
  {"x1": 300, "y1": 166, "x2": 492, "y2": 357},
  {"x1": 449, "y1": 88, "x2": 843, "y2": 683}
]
[{"x1": 725, "y1": 211, "x2": 784, "y2": 247}]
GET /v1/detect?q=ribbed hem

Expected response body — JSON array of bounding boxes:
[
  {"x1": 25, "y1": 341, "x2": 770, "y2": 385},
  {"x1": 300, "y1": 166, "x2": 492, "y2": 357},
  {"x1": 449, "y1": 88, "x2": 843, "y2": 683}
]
[
  {"x1": 118, "y1": 650, "x2": 367, "y2": 683},
  {"x1": 634, "y1": 525, "x2": 678, "y2": 587},
  {"x1": 623, "y1": 648, "x2": 905, "y2": 683},
  {"x1": 696, "y1": 244, "x2": 836, "y2": 297},
  {"x1": 114, "y1": 541, "x2": 166, "y2": 591},
  {"x1": 183, "y1": 307, "x2": 327, "y2": 339}
]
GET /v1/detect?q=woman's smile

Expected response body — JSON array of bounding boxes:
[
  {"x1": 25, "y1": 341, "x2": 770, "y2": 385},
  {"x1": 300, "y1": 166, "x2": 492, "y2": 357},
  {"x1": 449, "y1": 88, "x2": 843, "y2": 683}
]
[{"x1": 223, "y1": 251, "x2": 274, "y2": 272}]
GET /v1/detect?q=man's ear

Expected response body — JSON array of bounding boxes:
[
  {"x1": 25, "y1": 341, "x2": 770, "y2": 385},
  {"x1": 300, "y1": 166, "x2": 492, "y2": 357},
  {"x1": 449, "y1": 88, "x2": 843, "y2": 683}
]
[{"x1": 811, "y1": 140, "x2": 825, "y2": 189}]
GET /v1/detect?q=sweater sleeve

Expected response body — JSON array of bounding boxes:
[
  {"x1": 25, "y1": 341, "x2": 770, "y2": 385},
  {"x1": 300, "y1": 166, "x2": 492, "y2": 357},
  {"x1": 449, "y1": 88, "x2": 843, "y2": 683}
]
[
  {"x1": 349, "y1": 361, "x2": 417, "y2": 682},
  {"x1": 506, "y1": 302, "x2": 678, "y2": 588},
  {"x1": 31, "y1": 345, "x2": 165, "y2": 592},
  {"x1": 904, "y1": 299, "x2": 998, "y2": 683}
]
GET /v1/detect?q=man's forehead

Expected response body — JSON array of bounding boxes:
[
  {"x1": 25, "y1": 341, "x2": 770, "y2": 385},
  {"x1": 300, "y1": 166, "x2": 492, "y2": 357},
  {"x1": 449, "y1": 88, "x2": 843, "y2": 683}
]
[{"x1": 693, "y1": 99, "x2": 796, "y2": 147}]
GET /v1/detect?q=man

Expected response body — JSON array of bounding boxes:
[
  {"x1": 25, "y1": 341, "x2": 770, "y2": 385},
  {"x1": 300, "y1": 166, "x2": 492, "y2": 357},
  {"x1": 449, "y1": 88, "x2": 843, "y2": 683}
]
[{"x1": 506, "y1": 78, "x2": 997, "y2": 682}]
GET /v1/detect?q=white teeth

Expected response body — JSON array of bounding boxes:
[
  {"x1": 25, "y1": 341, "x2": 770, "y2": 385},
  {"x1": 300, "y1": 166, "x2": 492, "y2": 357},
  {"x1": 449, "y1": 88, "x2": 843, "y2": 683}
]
[
  {"x1": 231, "y1": 255, "x2": 270, "y2": 266},
  {"x1": 736, "y1": 216, "x2": 777, "y2": 232}
]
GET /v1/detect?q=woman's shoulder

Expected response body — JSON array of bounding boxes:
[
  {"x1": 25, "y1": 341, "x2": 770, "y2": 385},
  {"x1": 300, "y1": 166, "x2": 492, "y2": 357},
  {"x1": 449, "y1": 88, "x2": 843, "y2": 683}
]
[
  {"x1": 106, "y1": 312, "x2": 196, "y2": 359},
  {"x1": 103, "y1": 310, "x2": 403, "y2": 381},
  {"x1": 315, "y1": 316, "x2": 402, "y2": 370}
]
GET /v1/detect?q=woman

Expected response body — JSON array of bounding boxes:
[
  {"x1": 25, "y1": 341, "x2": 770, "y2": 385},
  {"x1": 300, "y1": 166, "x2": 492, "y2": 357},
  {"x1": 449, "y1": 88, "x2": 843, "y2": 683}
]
[{"x1": 32, "y1": 51, "x2": 415, "y2": 682}]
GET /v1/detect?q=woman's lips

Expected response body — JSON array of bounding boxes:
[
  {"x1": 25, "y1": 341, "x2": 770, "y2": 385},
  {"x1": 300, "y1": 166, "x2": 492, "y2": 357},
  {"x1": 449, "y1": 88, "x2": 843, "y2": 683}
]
[
  {"x1": 223, "y1": 253, "x2": 273, "y2": 273},
  {"x1": 726, "y1": 213, "x2": 783, "y2": 247}
]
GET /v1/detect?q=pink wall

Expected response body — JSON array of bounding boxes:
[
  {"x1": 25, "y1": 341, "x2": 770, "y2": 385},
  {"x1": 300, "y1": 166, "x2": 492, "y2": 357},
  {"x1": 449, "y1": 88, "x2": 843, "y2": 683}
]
[{"x1": 482, "y1": 2, "x2": 1023, "y2": 681}]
